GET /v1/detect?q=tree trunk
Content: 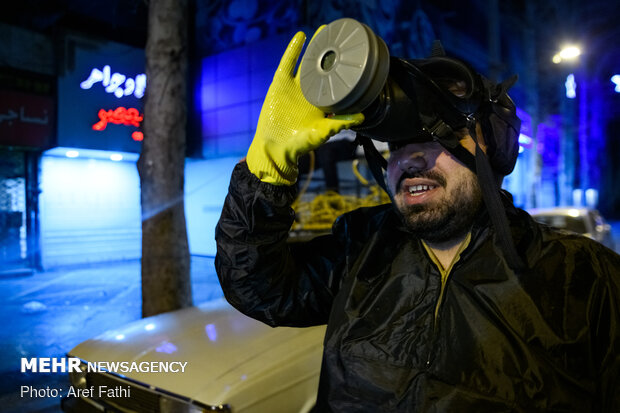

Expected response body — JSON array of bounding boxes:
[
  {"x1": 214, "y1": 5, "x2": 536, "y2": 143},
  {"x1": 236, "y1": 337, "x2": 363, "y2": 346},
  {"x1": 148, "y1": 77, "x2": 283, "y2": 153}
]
[{"x1": 137, "y1": 0, "x2": 191, "y2": 317}]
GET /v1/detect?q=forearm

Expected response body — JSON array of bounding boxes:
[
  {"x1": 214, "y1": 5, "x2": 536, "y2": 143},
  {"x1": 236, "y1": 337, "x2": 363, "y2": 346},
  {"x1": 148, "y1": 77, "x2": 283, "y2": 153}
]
[
  {"x1": 215, "y1": 28, "x2": 360, "y2": 326},
  {"x1": 215, "y1": 162, "x2": 340, "y2": 327}
]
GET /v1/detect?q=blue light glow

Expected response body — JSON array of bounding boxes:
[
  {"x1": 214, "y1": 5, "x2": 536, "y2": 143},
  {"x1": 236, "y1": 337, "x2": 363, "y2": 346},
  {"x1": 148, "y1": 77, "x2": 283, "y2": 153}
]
[
  {"x1": 518, "y1": 134, "x2": 532, "y2": 146},
  {"x1": 205, "y1": 323, "x2": 218, "y2": 342},
  {"x1": 197, "y1": 35, "x2": 290, "y2": 158},
  {"x1": 156, "y1": 341, "x2": 178, "y2": 354},
  {"x1": 39, "y1": 151, "x2": 142, "y2": 267},
  {"x1": 611, "y1": 75, "x2": 620, "y2": 93},
  {"x1": 47, "y1": 147, "x2": 139, "y2": 162},
  {"x1": 565, "y1": 74, "x2": 577, "y2": 98},
  {"x1": 585, "y1": 188, "x2": 598, "y2": 207},
  {"x1": 517, "y1": 133, "x2": 532, "y2": 154},
  {"x1": 572, "y1": 189, "x2": 583, "y2": 207}
]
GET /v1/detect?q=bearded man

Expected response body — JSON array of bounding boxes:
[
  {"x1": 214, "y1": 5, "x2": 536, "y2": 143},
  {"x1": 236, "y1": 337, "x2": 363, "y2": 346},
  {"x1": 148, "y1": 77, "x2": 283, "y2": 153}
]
[{"x1": 215, "y1": 24, "x2": 620, "y2": 412}]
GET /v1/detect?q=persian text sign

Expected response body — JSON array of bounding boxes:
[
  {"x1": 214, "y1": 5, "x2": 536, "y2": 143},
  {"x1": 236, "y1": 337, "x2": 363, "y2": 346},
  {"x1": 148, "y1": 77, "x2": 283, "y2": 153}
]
[
  {"x1": 80, "y1": 65, "x2": 146, "y2": 99},
  {"x1": 57, "y1": 36, "x2": 145, "y2": 152},
  {"x1": 0, "y1": 90, "x2": 55, "y2": 148},
  {"x1": 92, "y1": 106, "x2": 144, "y2": 142},
  {"x1": 92, "y1": 107, "x2": 143, "y2": 130}
]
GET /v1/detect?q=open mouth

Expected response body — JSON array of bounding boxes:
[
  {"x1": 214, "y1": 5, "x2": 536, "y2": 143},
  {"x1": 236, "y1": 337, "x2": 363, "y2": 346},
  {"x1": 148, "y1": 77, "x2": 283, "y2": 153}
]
[{"x1": 407, "y1": 184, "x2": 438, "y2": 196}]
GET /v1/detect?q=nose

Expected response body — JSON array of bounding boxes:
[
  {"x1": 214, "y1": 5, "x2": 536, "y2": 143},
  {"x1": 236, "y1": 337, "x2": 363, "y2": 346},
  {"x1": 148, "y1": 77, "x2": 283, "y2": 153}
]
[{"x1": 397, "y1": 151, "x2": 427, "y2": 173}]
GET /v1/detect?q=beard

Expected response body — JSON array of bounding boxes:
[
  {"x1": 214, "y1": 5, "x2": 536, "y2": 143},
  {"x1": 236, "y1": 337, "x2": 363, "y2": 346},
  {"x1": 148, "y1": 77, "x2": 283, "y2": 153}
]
[{"x1": 392, "y1": 170, "x2": 483, "y2": 243}]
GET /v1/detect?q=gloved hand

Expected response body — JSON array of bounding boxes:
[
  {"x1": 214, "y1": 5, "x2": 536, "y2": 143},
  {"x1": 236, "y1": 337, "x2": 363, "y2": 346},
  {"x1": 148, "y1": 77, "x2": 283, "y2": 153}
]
[{"x1": 246, "y1": 28, "x2": 364, "y2": 185}]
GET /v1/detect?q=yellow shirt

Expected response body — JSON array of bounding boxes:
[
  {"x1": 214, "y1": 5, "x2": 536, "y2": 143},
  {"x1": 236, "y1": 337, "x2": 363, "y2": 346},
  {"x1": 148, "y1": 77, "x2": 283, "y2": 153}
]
[{"x1": 421, "y1": 232, "x2": 472, "y2": 319}]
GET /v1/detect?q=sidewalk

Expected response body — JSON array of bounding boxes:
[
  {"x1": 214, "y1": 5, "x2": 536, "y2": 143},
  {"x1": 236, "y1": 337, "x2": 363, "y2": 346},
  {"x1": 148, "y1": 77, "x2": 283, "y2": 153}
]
[{"x1": 0, "y1": 256, "x2": 222, "y2": 413}]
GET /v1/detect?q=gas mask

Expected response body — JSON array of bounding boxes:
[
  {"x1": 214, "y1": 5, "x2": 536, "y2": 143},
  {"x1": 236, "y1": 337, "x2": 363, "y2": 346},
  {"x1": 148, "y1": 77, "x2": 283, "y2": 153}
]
[
  {"x1": 299, "y1": 17, "x2": 521, "y2": 178},
  {"x1": 299, "y1": 18, "x2": 526, "y2": 271}
]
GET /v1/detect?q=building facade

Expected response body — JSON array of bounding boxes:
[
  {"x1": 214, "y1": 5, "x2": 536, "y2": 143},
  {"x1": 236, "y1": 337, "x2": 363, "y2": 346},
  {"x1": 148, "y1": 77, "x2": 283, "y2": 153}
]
[{"x1": 1, "y1": 0, "x2": 617, "y2": 273}]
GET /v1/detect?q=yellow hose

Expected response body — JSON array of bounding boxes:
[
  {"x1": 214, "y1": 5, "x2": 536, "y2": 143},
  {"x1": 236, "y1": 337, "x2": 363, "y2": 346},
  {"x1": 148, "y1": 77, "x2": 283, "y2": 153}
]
[{"x1": 292, "y1": 157, "x2": 390, "y2": 232}]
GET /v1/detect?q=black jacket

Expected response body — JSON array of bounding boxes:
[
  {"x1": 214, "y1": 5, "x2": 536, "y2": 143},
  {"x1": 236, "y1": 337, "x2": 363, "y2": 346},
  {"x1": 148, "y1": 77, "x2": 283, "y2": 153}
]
[{"x1": 215, "y1": 162, "x2": 620, "y2": 412}]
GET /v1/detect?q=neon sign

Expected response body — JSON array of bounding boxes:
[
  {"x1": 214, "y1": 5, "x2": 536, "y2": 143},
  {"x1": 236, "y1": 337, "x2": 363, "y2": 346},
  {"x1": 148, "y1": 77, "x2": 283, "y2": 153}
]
[
  {"x1": 92, "y1": 106, "x2": 143, "y2": 141},
  {"x1": 92, "y1": 107, "x2": 143, "y2": 130},
  {"x1": 80, "y1": 65, "x2": 146, "y2": 99}
]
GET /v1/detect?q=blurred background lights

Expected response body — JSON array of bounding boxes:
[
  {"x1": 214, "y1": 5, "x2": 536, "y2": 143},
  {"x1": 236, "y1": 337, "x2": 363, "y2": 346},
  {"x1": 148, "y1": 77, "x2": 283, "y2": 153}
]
[
  {"x1": 560, "y1": 46, "x2": 581, "y2": 59},
  {"x1": 110, "y1": 153, "x2": 123, "y2": 161},
  {"x1": 144, "y1": 323, "x2": 155, "y2": 331},
  {"x1": 553, "y1": 45, "x2": 581, "y2": 64},
  {"x1": 518, "y1": 134, "x2": 533, "y2": 146},
  {"x1": 585, "y1": 189, "x2": 599, "y2": 208},
  {"x1": 518, "y1": 133, "x2": 532, "y2": 154},
  {"x1": 565, "y1": 74, "x2": 577, "y2": 98},
  {"x1": 65, "y1": 150, "x2": 79, "y2": 158},
  {"x1": 612, "y1": 75, "x2": 620, "y2": 92},
  {"x1": 572, "y1": 189, "x2": 583, "y2": 206}
]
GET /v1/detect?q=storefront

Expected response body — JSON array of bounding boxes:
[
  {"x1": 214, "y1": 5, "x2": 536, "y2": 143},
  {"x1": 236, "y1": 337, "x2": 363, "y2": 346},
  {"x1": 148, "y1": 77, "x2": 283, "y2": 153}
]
[
  {"x1": 44, "y1": 33, "x2": 243, "y2": 267},
  {"x1": 40, "y1": 35, "x2": 145, "y2": 268},
  {"x1": 0, "y1": 67, "x2": 55, "y2": 275}
]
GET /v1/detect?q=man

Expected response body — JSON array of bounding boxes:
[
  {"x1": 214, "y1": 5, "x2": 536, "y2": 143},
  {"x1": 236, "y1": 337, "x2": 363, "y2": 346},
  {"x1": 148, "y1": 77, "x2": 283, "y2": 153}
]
[{"x1": 215, "y1": 27, "x2": 620, "y2": 412}]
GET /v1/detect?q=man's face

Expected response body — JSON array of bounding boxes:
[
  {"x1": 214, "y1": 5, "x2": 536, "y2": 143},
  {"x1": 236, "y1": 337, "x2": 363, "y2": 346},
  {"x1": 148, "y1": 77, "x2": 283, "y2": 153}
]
[{"x1": 386, "y1": 138, "x2": 482, "y2": 242}]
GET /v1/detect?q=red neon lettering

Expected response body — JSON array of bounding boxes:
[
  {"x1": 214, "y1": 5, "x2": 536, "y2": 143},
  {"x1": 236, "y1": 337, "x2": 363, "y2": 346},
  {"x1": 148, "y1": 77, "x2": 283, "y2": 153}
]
[
  {"x1": 131, "y1": 131, "x2": 144, "y2": 141},
  {"x1": 92, "y1": 107, "x2": 143, "y2": 131}
]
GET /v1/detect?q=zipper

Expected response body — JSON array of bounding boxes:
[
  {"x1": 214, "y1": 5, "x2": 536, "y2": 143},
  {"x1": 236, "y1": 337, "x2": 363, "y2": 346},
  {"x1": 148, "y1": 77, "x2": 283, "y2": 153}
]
[
  {"x1": 426, "y1": 271, "x2": 448, "y2": 367},
  {"x1": 422, "y1": 232, "x2": 472, "y2": 367}
]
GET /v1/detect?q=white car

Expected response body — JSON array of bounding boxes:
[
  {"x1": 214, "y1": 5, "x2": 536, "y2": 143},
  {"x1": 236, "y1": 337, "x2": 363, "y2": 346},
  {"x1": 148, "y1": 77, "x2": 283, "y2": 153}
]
[
  {"x1": 529, "y1": 207, "x2": 615, "y2": 250},
  {"x1": 61, "y1": 298, "x2": 325, "y2": 413}
]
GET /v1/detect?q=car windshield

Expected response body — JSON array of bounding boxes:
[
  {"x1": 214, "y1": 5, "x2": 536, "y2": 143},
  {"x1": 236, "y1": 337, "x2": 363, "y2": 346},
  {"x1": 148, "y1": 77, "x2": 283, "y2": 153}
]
[{"x1": 533, "y1": 215, "x2": 587, "y2": 234}]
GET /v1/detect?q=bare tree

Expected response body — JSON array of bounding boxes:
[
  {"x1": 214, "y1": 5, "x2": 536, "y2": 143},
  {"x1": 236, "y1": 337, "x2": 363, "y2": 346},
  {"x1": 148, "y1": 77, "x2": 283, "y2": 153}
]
[{"x1": 137, "y1": 0, "x2": 191, "y2": 317}]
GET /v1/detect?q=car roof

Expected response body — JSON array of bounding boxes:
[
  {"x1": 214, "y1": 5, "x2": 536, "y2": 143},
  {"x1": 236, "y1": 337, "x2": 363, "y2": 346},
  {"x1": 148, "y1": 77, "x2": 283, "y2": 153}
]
[{"x1": 528, "y1": 207, "x2": 592, "y2": 217}]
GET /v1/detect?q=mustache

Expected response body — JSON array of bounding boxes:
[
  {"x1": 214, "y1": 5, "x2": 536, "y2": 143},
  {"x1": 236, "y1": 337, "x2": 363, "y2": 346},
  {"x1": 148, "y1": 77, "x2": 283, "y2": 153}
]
[{"x1": 397, "y1": 170, "x2": 447, "y2": 190}]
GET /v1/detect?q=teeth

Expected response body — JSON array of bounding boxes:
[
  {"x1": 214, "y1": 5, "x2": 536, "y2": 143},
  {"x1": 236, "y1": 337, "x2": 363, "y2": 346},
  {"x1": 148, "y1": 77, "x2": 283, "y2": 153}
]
[{"x1": 408, "y1": 184, "x2": 435, "y2": 195}]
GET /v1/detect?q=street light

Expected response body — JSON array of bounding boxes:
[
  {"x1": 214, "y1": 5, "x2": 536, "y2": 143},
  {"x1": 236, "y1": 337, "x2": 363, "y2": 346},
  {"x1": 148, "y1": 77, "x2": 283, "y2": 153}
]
[
  {"x1": 552, "y1": 45, "x2": 581, "y2": 64},
  {"x1": 550, "y1": 43, "x2": 583, "y2": 207}
]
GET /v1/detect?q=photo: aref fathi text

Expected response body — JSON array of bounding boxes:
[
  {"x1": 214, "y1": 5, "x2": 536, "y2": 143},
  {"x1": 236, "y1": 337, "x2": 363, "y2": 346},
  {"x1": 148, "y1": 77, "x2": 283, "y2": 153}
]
[{"x1": 21, "y1": 384, "x2": 130, "y2": 398}]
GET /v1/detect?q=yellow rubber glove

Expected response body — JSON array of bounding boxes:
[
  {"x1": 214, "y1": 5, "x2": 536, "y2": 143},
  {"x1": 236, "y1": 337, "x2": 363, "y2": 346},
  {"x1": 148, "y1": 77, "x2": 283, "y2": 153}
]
[{"x1": 246, "y1": 29, "x2": 365, "y2": 186}]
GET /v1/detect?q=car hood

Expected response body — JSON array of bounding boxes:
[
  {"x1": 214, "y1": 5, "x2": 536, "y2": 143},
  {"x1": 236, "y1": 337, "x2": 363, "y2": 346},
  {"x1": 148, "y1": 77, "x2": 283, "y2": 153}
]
[{"x1": 68, "y1": 298, "x2": 326, "y2": 408}]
